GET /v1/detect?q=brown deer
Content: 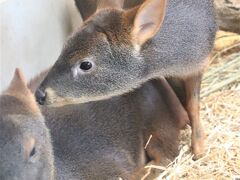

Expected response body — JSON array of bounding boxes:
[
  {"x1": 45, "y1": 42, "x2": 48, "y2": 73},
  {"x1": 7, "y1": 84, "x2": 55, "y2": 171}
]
[
  {"x1": 0, "y1": 69, "x2": 55, "y2": 180},
  {"x1": 0, "y1": 68, "x2": 187, "y2": 179},
  {"x1": 36, "y1": 0, "x2": 217, "y2": 158},
  {"x1": 27, "y1": 68, "x2": 189, "y2": 179}
]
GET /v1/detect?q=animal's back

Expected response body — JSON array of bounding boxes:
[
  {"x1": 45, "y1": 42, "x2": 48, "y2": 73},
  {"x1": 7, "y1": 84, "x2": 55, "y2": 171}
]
[
  {"x1": 42, "y1": 90, "x2": 146, "y2": 179},
  {"x1": 42, "y1": 79, "x2": 185, "y2": 179},
  {"x1": 143, "y1": 0, "x2": 217, "y2": 76}
]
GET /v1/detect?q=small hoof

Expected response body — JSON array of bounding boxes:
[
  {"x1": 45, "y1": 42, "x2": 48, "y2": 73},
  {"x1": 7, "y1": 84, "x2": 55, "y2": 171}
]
[
  {"x1": 192, "y1": 151, "x2": 204, "y2": 160},
  {"x1": 192, "y1": 142, "x2": 205, "y2": 160}
]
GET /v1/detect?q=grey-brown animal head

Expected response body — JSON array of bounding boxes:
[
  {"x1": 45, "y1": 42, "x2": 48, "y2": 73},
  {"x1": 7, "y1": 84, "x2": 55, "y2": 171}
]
[
  {"x1": 36, "y1": 0, "x2": 167, "y2": 106},
  {"x1": 0, "y1": 69, "x2": 54, "y2": 180}
]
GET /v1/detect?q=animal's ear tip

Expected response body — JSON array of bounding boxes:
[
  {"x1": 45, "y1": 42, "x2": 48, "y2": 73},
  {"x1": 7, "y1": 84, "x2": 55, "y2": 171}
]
[
  {"x1": 14, "y1": 68, "x2": 25, "y2": 82},
  {"x1": 15, "y1": 68, "x2": 21, "y2": 76},
  {"x1": 15, "y1": 67, "x2": 20, "y2": 72},
  {"x1": 7, "y1": 68, "x2": 27, "y2": 92}
]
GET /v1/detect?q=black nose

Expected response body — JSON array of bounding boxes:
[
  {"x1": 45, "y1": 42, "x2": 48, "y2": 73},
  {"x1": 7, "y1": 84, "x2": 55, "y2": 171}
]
[{"x1": 35, "y1": 89, "x2": 46, "y2": 105}]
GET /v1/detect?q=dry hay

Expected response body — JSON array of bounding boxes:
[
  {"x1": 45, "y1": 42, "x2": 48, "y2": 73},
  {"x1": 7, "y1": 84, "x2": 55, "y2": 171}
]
[
  {"x1": 213, "y1": 31, "x2": 240, "y2": 55},
  {"x1": 142, "y1": 31, "x2": 240, "y2": 180}
]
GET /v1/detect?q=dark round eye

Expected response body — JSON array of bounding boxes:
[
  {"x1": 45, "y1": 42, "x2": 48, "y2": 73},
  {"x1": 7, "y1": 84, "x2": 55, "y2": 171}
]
[
  {"x1": 79, "y1": 61, "x2": 92, "y2": 71},
  {"x1": 29, "y1": 147, "x2": 36, "y2": 157}
]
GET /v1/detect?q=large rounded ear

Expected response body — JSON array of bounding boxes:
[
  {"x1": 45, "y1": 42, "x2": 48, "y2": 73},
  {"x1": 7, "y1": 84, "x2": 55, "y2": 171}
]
[
  {"x1": 128, "y1": 0, "x2": 167, "y2": 47},
  {"x1": 97, "y1": 0, "x2": 124, "y2": 10}
]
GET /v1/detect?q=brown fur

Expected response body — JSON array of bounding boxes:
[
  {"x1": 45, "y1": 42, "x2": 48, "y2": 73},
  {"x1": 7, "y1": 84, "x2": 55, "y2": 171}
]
[
  {"x1": 32, "y1": 68, "x2": 188, "y2": 178},
  {"x1": 0, "y1": 68, "x2": 54, "y2": 180},
  {"x1": 37, "y1": 0, "x2": 216, "y2": 160},
  {"x1": 2, "y1": 69, "x2": 40, "y2": 115}
]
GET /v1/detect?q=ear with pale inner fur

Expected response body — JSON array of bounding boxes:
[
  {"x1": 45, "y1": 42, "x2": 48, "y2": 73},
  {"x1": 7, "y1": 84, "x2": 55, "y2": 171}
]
[
  {"x1": 130, "y1": 0, "x2": 167, "y2": 46},
  {"x1": 4, "y1": 68, "x2": 40, "y2": 114},
  {"x1": 97, "y1": 0, "x2": 124, "y2": 10}
]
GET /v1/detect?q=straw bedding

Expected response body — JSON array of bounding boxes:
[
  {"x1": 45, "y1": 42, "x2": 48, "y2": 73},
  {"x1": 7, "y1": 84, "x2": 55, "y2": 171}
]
[{"x1": 143, "y1": 31, "x2": 240, "y2": 180}]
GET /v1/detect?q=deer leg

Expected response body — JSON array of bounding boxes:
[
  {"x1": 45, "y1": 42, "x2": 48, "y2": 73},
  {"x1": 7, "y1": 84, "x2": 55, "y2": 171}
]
[{"x1": 183, "y1": 72, "x2": 205, "y2": 159}]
